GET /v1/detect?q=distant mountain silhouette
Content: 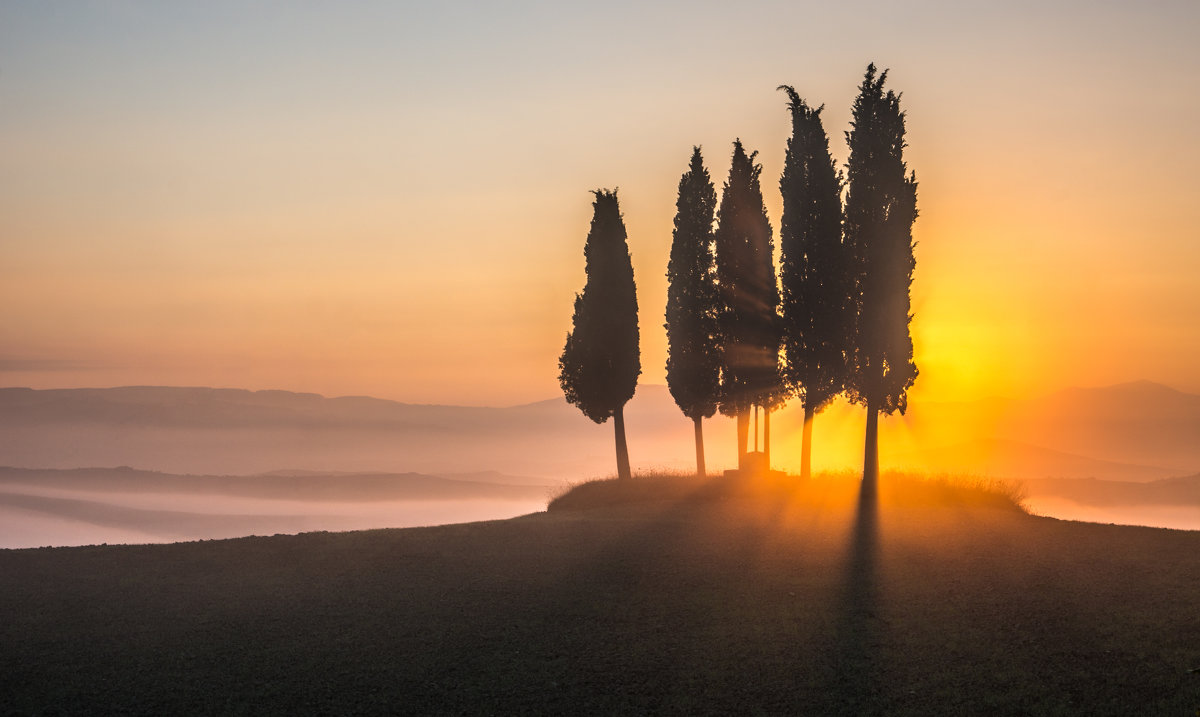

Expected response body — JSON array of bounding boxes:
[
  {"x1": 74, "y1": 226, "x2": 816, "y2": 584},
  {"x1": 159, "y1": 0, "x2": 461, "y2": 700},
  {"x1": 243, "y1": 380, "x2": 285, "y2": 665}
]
[
  {"x1": 2, "y1": 382, "x2": 1198, "y2": 480},
  {"x1": 0, "y1": 386, "x2": 557, "y2": 430},
  {"x1": 908, "y1": 381, "x2": 1200, "y2": 476},
  {"x1": 1022, "y1": 473, "x2": 1200, "y2": 507},
  {"x1": 890, "y1": 438, "x2": 1177, "y2": 481},
  {"x1": 0, "y1": 385, "x2": 698, "y2": 477}
]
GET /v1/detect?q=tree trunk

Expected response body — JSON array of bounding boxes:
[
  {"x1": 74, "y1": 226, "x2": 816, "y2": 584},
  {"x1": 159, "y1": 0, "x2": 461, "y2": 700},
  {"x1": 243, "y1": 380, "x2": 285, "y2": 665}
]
[
  {"x1": 801, "y1": 402, "x2": 814, "y2": 480},
  {"x1": 763, "y1": 405, "x2": 771, "y2": 469},
  {"x1": 863, "y1": 397, "x2": 879, "y2": 491},
  {"x1": 736, "y1": 409, "x2": 749, "y2": 468},
  {"x1": 753, "y1": 404, "x2": 759, "y2": 454},
  {"x1": 693, "y1": 415, "x2": 706, "y2": 479},
  {"x1": 614, "y1": 404, "x2": 632, "y2": 480}
]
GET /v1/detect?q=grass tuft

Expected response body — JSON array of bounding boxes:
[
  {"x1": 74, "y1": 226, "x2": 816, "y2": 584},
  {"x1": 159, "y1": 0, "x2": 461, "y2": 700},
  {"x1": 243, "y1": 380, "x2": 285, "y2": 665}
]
[
  {"x1": 547, "y1": 468, "x2": 1027, "y2": 514},
  {"x1": 547, "y1": 470, "x2": 703, "y2": 511},
  {"x1": 886, "y1": 471, "x2": 1028, "y2": 512}
]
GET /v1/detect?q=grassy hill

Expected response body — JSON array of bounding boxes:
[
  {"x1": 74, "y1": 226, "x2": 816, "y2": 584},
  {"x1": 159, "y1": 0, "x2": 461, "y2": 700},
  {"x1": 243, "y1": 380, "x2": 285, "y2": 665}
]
[{"x1": 2, "y1": 473, "x2": 1198, "y2": 715}]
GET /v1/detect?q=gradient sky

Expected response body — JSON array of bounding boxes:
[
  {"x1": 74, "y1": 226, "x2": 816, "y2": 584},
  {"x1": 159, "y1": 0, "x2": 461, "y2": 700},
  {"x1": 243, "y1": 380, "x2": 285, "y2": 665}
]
[{"x1": 2, "y1": 1, "x2": 1198, "y2": 406}]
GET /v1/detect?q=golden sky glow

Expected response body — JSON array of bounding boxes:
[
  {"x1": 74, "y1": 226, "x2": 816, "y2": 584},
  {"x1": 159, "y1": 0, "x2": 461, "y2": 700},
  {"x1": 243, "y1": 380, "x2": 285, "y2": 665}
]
[{"x1": 2, "y1": 2, "x2": 1198, "y2": 408}]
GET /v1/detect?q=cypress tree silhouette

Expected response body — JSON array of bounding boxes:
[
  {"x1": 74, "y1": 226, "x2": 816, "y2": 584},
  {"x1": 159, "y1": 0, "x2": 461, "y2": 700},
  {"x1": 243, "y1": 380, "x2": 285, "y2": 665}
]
[
  {"x1": 665, "y1": 147, "x2": 722, "y2": 478},
  {"x1": 559, "y1": 189, "x2": 641, "y2": 480},
  {"x1": 777, "y1": 86, "x2": 852, "y2": 480},
  {"x1": 843, "y1": 65, "x2": 919, "y2": 488},
  {"x1": 714, "y1": 140, "x2": 781, "y2": 470}
]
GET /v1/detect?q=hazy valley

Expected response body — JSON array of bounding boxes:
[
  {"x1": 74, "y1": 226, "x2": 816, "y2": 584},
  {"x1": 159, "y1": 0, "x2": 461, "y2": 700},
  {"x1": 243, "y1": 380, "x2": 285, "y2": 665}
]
[
  {"x1": 3, "y1": 380, "x2": 1198, "y2": 479},
  {"x1": 2, "y1": 381, "x2": 1199, "y2": 547}
]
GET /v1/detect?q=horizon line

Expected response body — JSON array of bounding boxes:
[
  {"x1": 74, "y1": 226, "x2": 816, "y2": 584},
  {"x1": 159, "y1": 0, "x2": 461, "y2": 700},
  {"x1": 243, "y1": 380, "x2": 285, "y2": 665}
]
[{"x1": 0, "y1": 378, "x2": 1192, "y2": 409}]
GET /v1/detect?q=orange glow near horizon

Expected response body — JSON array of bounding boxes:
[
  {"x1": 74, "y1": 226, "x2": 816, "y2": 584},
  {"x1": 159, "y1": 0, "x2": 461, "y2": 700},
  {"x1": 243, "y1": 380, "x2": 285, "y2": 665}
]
[{"x1": 2, "y1": 3, "x2": 1198, "y2": 414}]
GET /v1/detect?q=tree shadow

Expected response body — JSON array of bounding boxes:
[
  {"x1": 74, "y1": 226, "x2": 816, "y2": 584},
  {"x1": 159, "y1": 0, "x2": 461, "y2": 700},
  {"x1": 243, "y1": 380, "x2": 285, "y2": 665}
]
[
  {"x1": 409, "y1": 476, "x2": 886, "y2": 712},
  {"x1": 830, "y1": 476, "x2": 882, "y2": 711},
  {"x1": 410, "y1": 480, "x2": 797, "y2": 712}
]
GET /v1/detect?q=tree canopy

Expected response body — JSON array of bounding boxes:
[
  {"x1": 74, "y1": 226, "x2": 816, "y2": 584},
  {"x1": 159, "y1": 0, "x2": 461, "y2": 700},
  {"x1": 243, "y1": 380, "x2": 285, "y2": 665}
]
[
  {"x1": 665, "y1": 147, "x2": 722, "y2": 423},
  {"x1": 559, "y1": 189, "x2": 641, "y2": 424},
  {"x1": 778, "y1": 85, "x2": 851, "y2": 417},
  {"x1": 844, "y1": 64, "x2": 918, "y2": 418},
  {"x1": 714, "y1": 140, "x2": 780, "y2": 419}
]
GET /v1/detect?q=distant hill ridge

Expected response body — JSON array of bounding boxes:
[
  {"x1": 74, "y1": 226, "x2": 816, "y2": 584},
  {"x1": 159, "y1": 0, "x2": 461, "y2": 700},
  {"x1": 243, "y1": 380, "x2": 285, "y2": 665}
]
[
  {"x1": 1022, "y1": 473, "x2": 1200, "y2": 507},
  {"x1": 1, "y1": 382, "x2": 1198, "y2": 479},
  {"x1": 915, "y1": 381, "x2": 1200, "y2": 474},
  {"x1": 892, "y1": 438, "x2": 1179, "y2": 482},
  {"x1": 0, "y1": 385, "x2": 543, "y2": 430}
]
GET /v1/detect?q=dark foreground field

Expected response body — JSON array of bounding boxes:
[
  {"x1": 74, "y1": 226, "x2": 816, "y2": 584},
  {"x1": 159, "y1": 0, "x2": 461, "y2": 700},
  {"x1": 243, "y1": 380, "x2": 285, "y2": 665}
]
[{"x1": 2, "y1": 474, "x2": 1199, "y2": 715}]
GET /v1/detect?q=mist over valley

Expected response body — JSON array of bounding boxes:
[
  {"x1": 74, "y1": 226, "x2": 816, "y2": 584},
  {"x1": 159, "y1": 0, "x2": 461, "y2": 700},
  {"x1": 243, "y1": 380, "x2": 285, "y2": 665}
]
[{"x1": 2, "y1": 381, "x2": 1198, "y2": 547}]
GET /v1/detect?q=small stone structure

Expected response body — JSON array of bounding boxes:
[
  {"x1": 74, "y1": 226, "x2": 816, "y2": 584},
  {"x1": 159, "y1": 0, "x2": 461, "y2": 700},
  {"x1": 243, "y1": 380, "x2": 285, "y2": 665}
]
[{"x1": 723, "y1": 451, "x2": 787, "y2": 480}]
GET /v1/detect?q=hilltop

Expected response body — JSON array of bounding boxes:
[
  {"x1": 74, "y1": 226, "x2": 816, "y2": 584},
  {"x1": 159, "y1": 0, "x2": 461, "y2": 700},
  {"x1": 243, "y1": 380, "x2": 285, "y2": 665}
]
[{"x1": 2, "y1": 474, "x2": 1197, "y2": 715}]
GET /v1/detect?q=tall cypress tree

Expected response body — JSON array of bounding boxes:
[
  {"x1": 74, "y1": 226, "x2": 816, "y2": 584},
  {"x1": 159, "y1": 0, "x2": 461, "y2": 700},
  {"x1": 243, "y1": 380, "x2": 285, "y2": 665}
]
[
  {"x1": 559, "y1": 189, "x2": 641, "y2": 480},
  {"x1": 777, "y1": 85, "x2": 852, "y2": 480},
  {"x1": 714, "y1": 140, "x2": 780, "y2": 469},
  {"x1": 665, "y1": 147, "x2": 721, "y2": 478},
  {"x1": 843, "y1": 65, "x2": 919, "y2": 488}
]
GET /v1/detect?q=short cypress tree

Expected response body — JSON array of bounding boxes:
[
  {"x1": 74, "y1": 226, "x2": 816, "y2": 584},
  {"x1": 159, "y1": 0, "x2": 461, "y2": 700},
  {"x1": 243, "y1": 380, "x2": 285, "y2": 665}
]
[
  {"x1": 777, "y1": 85, "x2": 852, "y2": 479},
  {"x1": 665, "y1": 147, "x2": 722, "y2": 478},
  {"x1": 843, "y1": 65, "x2": 919, "y2": 488},
  {"x1": 559, "y1": 189, "x2": 641, "y2": 480},
  {"x1": 714, "y1": 140, "x2": 780, "y2": 468}
]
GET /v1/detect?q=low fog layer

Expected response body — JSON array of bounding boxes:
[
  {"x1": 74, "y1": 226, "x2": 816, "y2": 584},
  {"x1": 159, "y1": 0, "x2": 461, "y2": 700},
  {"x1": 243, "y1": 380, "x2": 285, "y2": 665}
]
[
  {"x1": 0, "y1": 468, "x2": 552, "y2": 549},
  {"x1": 2, "y1": 382, "x2": 1198, "y2": 479},
  {"x1": 2, "y1": 382, "x2": 1199, "y2": 544},
  {"x1": 1022, "y1": 495, "x2": 1200, "y2": 532},
  {"x1": 1020, "y1": 474, "x2": 1200, "y2": 531}
]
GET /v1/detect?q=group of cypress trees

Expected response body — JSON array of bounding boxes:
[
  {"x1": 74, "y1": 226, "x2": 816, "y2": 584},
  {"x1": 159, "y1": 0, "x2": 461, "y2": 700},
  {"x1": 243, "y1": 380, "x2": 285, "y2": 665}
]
[{"x1": 560, "y1": 64, "x2": 917, "y2": 487}]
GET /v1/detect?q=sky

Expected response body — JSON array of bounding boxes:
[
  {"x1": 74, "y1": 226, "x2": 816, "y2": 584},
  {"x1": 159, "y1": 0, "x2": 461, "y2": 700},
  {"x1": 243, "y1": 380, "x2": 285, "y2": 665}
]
[{"x1": 2, "y1": 0, "x2": 1198, "y2": 407}]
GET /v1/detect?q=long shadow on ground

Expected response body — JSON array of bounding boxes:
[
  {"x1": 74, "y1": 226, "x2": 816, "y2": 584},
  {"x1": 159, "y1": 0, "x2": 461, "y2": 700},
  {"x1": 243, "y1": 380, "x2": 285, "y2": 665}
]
[
  {"x1": 829, "y1": 476, "x2": 882, "y2": 711},
  {"x1": 2, "y1": 475, "x2": 1199, "y2": 715}
]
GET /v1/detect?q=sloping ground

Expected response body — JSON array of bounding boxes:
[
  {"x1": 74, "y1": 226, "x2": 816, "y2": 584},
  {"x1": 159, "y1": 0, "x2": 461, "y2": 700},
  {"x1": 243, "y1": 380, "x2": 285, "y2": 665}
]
[{"x1": 1, "y1": 478, "x2": 1198, "y2": 715}]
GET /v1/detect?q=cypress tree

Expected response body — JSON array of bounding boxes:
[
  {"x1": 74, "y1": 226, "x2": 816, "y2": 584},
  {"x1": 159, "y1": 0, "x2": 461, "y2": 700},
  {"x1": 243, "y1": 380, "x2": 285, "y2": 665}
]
[
  {"x1": 843, "y1": 64, "x2": 919, "y2": 488},
  {"x1": 714, "y1": 140, "x2": 780, "y2": 470},
  {"x1": 665, "y1": 147, "x2": 722, "y2": 478},
  {"x1": 559, "y1": 189, "x2": 641, "y2": 480},
  {"x1": 777, "y1": 85, "x2": 852, "y2": 480}
]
